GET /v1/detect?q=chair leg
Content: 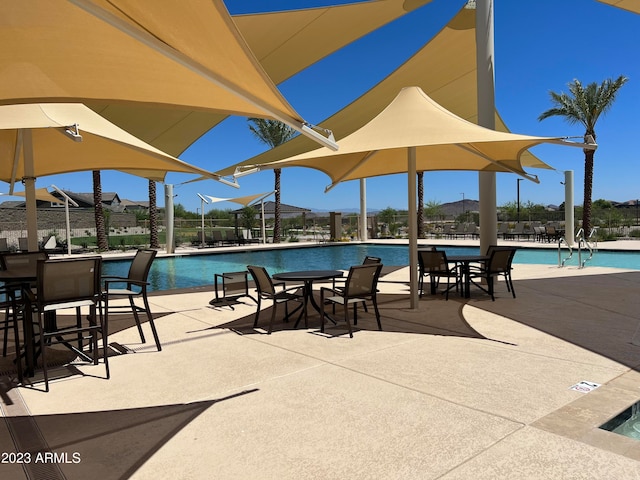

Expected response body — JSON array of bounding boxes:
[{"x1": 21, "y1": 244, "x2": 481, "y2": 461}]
[
  {"x1": 141, "y1": 293, "x2": 161, "y2": 351},
  {"x1": 372, "y1": 296, "x2": 382, "y2": 331},
  {"x1": 129, "y1": 296, "x2": 146, "y2": 344},
  {"x1": 100, "y1": 307, "x2": 110, "y2": 380},
  {"x1": 253, "y1": 297, "x2": 262, "y2": 328},
  {"x1": 268, "y1": 300, "x2": 277, "y2": 334},
  {"x1": 488, "y1": 276, "x2": 495, "y2": 301},
  {"x1": 38, "y1": 313, "x2": 49, "y2": 392},
  {"x1": 343, "y1": 302, "x2": 353, "y2": 338}
]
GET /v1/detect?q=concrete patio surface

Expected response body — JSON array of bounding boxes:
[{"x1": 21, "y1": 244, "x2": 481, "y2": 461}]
[{"x1": 1, "y1": 241, "x2": 640, "y2": 479}]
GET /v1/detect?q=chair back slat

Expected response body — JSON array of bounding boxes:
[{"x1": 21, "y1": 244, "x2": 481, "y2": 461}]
[
  {"x1": 127, "y1": 249, "x2": 157, "y2": 282},
  {"x1": 247, "y1": 265, "x2": 276, "y2": 296},
  {"x1": 362, "y1": 255, "x2": 381, "y2": 265},
  {"x1": 37, "y1": 257, "x2": 101, "y2": 305},
  {"x1": 344, "y1": 263, "x2": 382, "y2": 297},
  {"x1": 488, "y1": 248, "x2": 515, "y2": 274},
  {"x1": 418, "y1": 250, "x2": 448, "y2": 273},
  {"x1": 0, "y1": 251, "x2": 48, "y2": 273}
]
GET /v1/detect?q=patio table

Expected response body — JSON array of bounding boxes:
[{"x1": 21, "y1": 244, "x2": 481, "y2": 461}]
[
  {"x1": 272, "y1": 270, "x2": 343, "y2": 328},
  {"x1": 447, "y1": 255, "x2": 489, "y2": 299}
]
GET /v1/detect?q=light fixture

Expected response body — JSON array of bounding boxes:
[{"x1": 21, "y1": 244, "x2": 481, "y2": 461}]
[
  {"x1": 216, "y1": 177, "x2": 240, "y2": 188},
  {"x1": 301, "y1": 123, "x2": 338, "y2": 151},
  {"x1": 233, "y1": 166, "x2": 260, "y2": 178},
  {"x1": 63, "y1": 123, "x2": 82, "y2": 142}
]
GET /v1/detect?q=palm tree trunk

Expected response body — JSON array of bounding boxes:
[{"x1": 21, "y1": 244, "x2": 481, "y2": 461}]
[
  {"x1": 417, "y1": 172, "x2": 424, "y2": 238},
  {"x1": 582, "y1": 148, "x2": 595, "y2": 236},
  {"x1": 274, "y1": 168, "x2": 281, "y2": 243},
  {"x1": 149, "y1": 179, "x2": 159, "y2": 248},
  {"x1": 92, "y1": 170, "x2": 109, "y2": 251}
]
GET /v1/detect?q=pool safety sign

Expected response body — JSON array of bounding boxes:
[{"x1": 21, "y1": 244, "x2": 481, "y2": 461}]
[{"x1": 570, "y1": 381, "x2": 601, "y2": 393}]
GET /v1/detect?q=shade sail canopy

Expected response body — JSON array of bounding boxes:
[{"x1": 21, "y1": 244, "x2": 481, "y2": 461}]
[
  {"x1": 217, "y1": 6, "x2": 549, "y2": 178},
  {"x1": 0, "y1": 103, "x2": 219, "y2": 184},
  {"x1": 597, "y1": 0, "x2": 640, "y2": 13},
  {"x1": 82, "y1": 0, "x2": 431, "y2": 156},
  {"x1": 1, "y1": 188, "x2": 60, "y2": 204},
  {"x1": 247, "y1": 87, "x2": 587, "y2": 189},
  {"x1": 244, "y1": 87, "x2": 594, "y2": 309},
  {"x1": 235, "y1": 0, "x2": 432, "y2": 85},
  {"x1": 0, "y1": 103, "x2": 220, "y2": 251},
  {"x1": 0, "y1": 0, "x2": 335, "y2": 152}
]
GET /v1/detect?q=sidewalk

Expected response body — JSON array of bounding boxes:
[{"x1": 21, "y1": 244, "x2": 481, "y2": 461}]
[{"x1": 1, "y1": 254, "x2": 640, "y2": 479}]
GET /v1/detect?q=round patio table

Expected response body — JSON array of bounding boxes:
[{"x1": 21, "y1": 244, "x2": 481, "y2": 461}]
[{"x1": 272, "y1": 270, "x2": 344, "y2": 328}]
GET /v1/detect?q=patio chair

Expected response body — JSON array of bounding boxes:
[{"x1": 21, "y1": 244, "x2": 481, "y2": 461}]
[
  {"x1": 25, "y1": 256, "x2": 108, "y2": 391},
  {"x1": 469, "y1": 247, "x2": 517, "y2": 301},
  {"x1": 103, "y1": 249, "x2": 161, "y2": 351},
  {"x1": 320, "y1": 263, "x2": 383, "y2": 338},
  {"x1": 247, "y1": 265, "x2": 304, "y2": 334},
  {"x1": 0, "y1": 251, "x2": 49, "y2": 284},
  {"x1": 418, "y1": 250, "x2": 458, "y2": 300},
  {"x1": 0, "y1": 238, "x2": 9, "y2": 253},
  {"x1": 18, "y1": 237, "x2": 29, "y2": 252},
  {"x1": 497, "y1": 223, "x2": 510, "y2": 239},
  {"x1": 210, "y1": 271, "x2": 256, "y2": 310},
  {"x1": 210, "y1": 230, "x2": 225, "y2": 246},
  {"x1": 0, "y1": 285, "x2": 22, "y2": 370}
]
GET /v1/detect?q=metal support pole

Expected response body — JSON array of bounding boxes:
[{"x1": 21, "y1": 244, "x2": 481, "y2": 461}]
[
  {"x1": 476, "y1": 0, "x2": 497, "y2": 254},
  {"x1": 164, "y1": 184, "x2": 175, "y2": 253},
  {"x1": 360, "y1": 179, "x2": 368, "y2": 241},
  {"x1": 517, "y1": 178, "x2": 522, "y2": 223},
  {"x1": 408, "y1": 146, "x2": 418, "y2": 310},
  {"x1": 564, "y1": 170, "x2": 575, "y2": 247}
]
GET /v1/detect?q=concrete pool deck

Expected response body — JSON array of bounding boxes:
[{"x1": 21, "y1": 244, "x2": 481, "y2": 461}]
[{"x1": 1, "y1": 239, "x2": 640, "y2": 479}]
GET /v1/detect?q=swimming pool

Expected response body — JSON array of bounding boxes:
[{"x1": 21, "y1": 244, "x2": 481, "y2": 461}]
[{"x1": 102, "y1": 243, "x2": 640, "y2": 292}]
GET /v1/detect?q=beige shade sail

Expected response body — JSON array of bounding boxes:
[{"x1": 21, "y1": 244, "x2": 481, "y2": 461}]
[
  {"x1": 83, "y1": 0, "x2": 432, "y2": 156},
  {"x1": 0, "y1": 104, "x2": 220, "y2": 184},
  {"x1": 246, "y1": 87, "x2": 594, "y2": 309},
  {"x1": 1, "y1": 188, "x2": 60, "y2": 204},
  {"x1": 0, "y1": 0, "x2": 335, "y2": 152},
  {"x1": 250, "y1": 87, "x2": 588, "y2": 188},
  {"x1": 0, "y1": 103, "x2": 220, "y2": 250},
  {"x1": 217, "y1": 6, "x2": 548, "y2": 178},
  {"x1": 597, "y1": 0, "x2": 640, "y2": 13}
]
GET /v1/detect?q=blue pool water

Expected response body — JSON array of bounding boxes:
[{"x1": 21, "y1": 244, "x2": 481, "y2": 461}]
[{"x1": 102, "y1": 244, "x2": 640, "y2": 292}]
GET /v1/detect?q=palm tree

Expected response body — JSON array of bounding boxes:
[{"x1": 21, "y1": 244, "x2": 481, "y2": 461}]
[
  {"x1": 417, "y1": 172, "x2": 425, "y2": 238},
  {"x1": 538, "y1": 76, "x2": 627, "y2": 235},
  {"x1": 148, "y1": 179, "x2": 159, "y2": 248},
  {"x1": 247, "y1": 118, "x2": 297, "y2": 243},
  {"x1": 92, "y1": 170, "x2": 109, "y2": 251}
]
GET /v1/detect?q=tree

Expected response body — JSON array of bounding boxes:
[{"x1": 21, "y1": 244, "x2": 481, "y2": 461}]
[
  {"x1": 423, "y1": 200, "x2": 443, "y2": 221},
  {"x1": 92, "y1": 170, "x2": 109, "y2": 251},
  {"x1": 148, "y1": 180, "x2": 159, "y2": 249},
  {"x1": 378, "y1": 207, "x2": 398, "y2": 236},
  {"x1": 248, "y1": 118, "x2": 297, "y2": 243},
  {"x1": 538, "y1": 76, "x2": 627, "y2": 235},
  {"x1": 417, "y1": 172, "x2": 425, "y2": 238}
]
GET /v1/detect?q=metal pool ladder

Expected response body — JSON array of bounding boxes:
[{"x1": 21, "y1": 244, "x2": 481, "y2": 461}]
[{"x1": 558, "y1": 227, "x2": 597, "y2": 268}]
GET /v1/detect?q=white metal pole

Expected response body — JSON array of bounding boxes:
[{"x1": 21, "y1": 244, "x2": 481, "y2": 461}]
[
  {"x1": 22, "y1": 129, "x2": 39, "y2": 252},
  {"x1": 261, "y1": 200, "x2": 266, "y2": 244},
  {"x1": 476, "y1": 0, "x2": 498, "y2": 255},
  {"x1": 360, "y1": 178, "x2": 368, "y2": 241},
  {"x1": 565, "y1": 170, "x2": 575, "y2": 246},
  {"x1": 200, "y1": 197, "x2": 206, "y2": 248},
  {"x1": 165, "y1": 184, "x2": 175, "y2": 253}
]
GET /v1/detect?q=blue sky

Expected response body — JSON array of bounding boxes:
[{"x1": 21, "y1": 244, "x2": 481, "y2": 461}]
[{"x1": 22, "y1": 0, "x2": 640, "y2": 214}]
